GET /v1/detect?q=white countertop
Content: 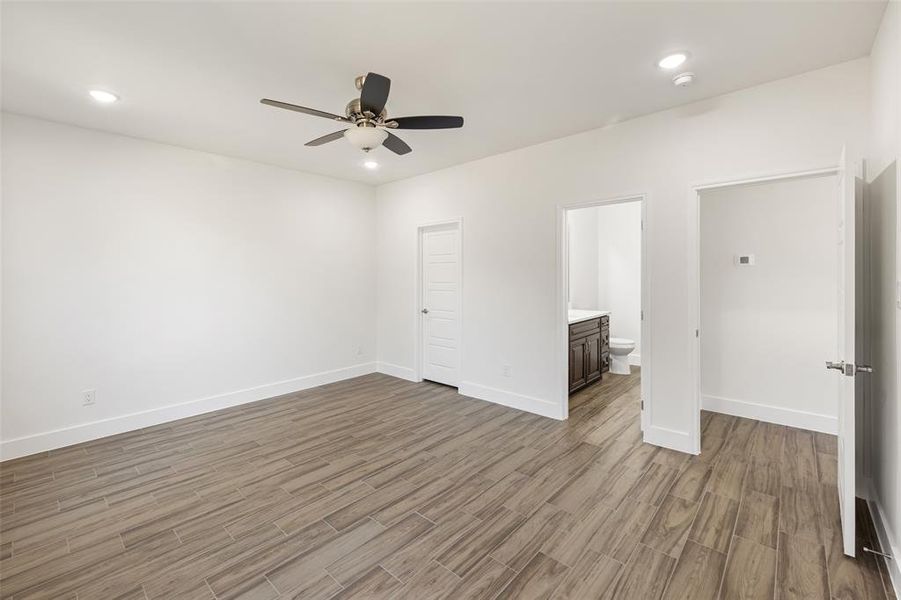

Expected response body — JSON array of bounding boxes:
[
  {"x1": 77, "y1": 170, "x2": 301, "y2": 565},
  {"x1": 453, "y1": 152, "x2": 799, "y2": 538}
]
[{"x1": 568, "y1": 309, "x2": 610, "y2": 324}]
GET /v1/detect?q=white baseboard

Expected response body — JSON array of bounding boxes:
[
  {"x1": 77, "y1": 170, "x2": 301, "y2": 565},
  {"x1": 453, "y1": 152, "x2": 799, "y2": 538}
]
[
  {"x1": 628, "y1": 353, "x2": 641, "y2": 367},
  {"x1": 866, "y1": 478, "x2": 901, "y2": 596},
  {"x1": 0, "y1": 362, "x2": 378, "y2": 461},
  {"x1": 458, "y1": 381, "x2": 564, "y2": 420},
  {"x1": 701, "y1": 394, "x2": 837, "y2": 434},
  {"x1": 644, "y1": 425, "x2": 696, "y2": 455},
  {"x1": 376, "y1": 362, "x2": 418, "y2": 382}
]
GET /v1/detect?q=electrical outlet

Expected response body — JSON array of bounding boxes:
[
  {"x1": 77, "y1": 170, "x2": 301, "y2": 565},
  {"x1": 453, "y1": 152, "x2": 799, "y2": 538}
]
[
  {"x1": 502, "y1": 365, "x2": 512, "y2": 377},
  {"x1": 82, "y1": 389, "x2": 96, "y2": 406}
]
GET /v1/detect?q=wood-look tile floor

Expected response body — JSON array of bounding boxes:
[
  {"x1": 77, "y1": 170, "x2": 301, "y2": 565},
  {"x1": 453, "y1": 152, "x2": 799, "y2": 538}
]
[{"x1": 0, "y1": 370, "x2": 894, "y2": 599}]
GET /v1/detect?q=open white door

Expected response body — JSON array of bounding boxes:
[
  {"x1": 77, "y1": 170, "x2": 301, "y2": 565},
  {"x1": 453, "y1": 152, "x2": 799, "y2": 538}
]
[{"x1": 827, "y1": 147, "x2": 861, "y2": 557}]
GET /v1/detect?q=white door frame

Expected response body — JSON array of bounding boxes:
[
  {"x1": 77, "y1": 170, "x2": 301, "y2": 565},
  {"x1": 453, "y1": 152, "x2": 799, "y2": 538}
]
[
  {"x1": 414, "y1": 217, "x2": 463, "y2": 385},
  {"x1": 688, "y1": 165, "x2": 839, "y2": 454},
  {"x1": 556, "y1": 194, "x2": 650, "y2": 426}
]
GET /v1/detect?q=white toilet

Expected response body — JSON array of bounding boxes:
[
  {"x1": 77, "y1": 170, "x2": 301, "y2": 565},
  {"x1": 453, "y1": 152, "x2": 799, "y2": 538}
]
[{"x1": 609, "y1": 338, "x2": 636, "y2": 375}]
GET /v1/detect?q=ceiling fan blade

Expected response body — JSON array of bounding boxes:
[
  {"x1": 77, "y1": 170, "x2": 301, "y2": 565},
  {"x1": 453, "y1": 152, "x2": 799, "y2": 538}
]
[
  {"x1": 261, "y1": 99, "x2": 349, "y2": 122},
  {"x1": 383, "y1": 132, "x2": 411, "y2": 155},
  {"x1": 390, "y1": 116, "x2": 464, "y2": 129},
  {"x1": 304, "y1": 130, "x2": 347, "y2": 147},
  {"x1": 360, "y1": 72, "x2": 391, "y2": 116}
]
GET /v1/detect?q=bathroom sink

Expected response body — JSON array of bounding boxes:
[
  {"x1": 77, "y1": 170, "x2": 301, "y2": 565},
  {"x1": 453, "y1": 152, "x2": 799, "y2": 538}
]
[{"x1": 568, "y1": 309, "x2": 611, "y2": 324}]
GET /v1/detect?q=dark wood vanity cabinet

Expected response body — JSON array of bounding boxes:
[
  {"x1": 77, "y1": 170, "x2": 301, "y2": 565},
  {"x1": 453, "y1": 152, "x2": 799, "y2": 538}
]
[{"x1": 569, "y1": 315, "x2": 609, "y2": 394}]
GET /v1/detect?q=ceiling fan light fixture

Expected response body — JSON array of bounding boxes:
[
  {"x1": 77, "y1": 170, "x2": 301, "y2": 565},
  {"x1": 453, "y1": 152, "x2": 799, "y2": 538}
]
[
  {"x1": 344, "y1": 126, "x2": 388, "y2": 152},
  {"x1": 261, "y1": 72, "x2": 463, "y2": 157}
]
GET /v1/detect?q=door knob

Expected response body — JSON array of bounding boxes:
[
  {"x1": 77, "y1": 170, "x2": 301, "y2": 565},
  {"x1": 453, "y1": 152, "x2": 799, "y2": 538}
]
[{"x1": 421, "y1": 308, "x2": 429, "y2": 314}]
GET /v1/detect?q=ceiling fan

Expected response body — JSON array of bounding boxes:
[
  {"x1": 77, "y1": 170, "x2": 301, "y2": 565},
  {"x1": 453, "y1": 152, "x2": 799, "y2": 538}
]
[{"x1": 260, "y1": 72, "x2": 463, "y2": 156}]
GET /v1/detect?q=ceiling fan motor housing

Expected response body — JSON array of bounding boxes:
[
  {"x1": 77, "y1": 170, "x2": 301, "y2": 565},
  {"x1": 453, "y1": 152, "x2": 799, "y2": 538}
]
[{"x1": 345, "y1": 98, "x2": 387, "y2": 121}]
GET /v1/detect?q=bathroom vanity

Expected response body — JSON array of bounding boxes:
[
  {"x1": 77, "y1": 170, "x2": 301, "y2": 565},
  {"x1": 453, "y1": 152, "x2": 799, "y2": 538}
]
[{"x1": 568, "y1": 310, "x2": 610, "y2": 393}]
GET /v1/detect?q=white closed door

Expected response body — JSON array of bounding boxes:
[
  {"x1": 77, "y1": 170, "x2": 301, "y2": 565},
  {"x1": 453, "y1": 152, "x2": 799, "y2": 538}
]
[{"x1": 420, "y1": 223, "x2": 460, "y2": 387}]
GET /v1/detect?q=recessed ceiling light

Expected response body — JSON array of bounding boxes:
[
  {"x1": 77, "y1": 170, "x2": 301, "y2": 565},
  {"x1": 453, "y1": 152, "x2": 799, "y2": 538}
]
[
  {"x1": 363, "y1": 160, "x2": 379, "y2": 170},
  {"x1": 672, "y1": 72, "x2": 695, "y2": 87},
  {"x1": 89, "y1": 89, "x2": 119, "y2": 103},
  {"x1": 658, "y1": 53, "x2": 687, "y2": 70}
]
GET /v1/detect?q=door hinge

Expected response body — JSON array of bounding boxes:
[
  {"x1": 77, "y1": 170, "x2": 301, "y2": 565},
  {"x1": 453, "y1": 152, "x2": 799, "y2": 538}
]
[
  {"x1": 641, "y1": 310, "x2": 644, "y2": 320},
  {"x1": 695, "y1": 329, "x2": 699, "y2": 338},
  {"x1": 640, "y1": 399, "x2": 644, "y2": 410}
]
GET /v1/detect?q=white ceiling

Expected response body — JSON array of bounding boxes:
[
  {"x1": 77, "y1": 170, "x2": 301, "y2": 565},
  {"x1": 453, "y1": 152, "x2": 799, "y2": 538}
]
[{"x1": 1, "y1": 1, "x2": 886, "y2": 184}]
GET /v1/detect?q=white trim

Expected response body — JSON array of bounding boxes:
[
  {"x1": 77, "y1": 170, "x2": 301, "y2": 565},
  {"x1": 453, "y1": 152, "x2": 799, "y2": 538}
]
[
  {"x1": 643, "y1": 425, "x2": 694, "y2": 454},
  {"x1": 376, "y1": 362, "x2": 417, "y2": 382},
  {"x1": 556, "y1": 194, "x2": 651, "y2": 433},
  {"x1": 688, "y1": 164, "x2": 841, "y2": 456},
  {"x1": 628, "y1": 353, "x2": 641, "y2": 367},
  {"x1": 701, "y1": 394, "x2": 837, "y2": 434},
  {"x1": 0, "y1": 362, "x2": 377, "y2": 461},
  {"x1": 866, "y1": 478, "x2": 901, "y2": 596},
  {"x1": 692, "y1": 166, "x2": 840, "y2": 192},
  {"x1": 415, "y1": 217, "x2": 463, "y2": 386},
  {"x1": 458, "y1": 381, "x2": 564, "y2": 420}
]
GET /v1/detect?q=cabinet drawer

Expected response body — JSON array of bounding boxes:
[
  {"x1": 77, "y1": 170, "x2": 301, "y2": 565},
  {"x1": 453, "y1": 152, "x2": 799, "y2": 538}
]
[{"x1": 569, "y1": 318, "x2": 600, "y2": 338}]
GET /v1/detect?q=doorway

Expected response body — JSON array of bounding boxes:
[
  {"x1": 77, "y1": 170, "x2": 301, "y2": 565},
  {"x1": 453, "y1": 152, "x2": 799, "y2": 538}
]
[
  {"x1": 689, "y1": 156, "x2": 863, "y2": 557},
  {"x1": 557, "y1": 195, "x2": 650, "y2": 428},
  {"x1": 417, "y1": 219, "x2": 462, "y2": 387}
]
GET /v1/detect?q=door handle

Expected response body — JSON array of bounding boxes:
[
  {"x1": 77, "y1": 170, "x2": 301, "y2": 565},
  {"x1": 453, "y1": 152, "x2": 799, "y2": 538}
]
[
  {"x1": 826, "y1": 360, "x2": 853, "y2": 376},
  {"x1": 826, "y1": 361, "x2": 873, "y2": 376},
  {"x1": 421, "y1": 308, "x2": 429, "y2": 314}
]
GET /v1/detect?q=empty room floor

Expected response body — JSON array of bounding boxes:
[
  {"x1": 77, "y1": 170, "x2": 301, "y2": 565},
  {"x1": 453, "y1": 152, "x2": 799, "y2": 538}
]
[{"x1": 0, "y1": 373, "x2": 893, "y2": 599}]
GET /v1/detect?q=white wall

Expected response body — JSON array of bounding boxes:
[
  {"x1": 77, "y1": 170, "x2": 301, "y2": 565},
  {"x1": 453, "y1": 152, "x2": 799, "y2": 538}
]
[
  {"x1": 566, "y1": 208, "x2": 599, "y2": 310},
  {"x1": 869, "y1": 2, "x2": 901, "y2": 178},
  {"x1": 568, "y1": 203, "x2": 642, "y2": 359},
  {"x1": 375, "y1": 59, "x2": 868, "y2": 452},
  {"x1": 597, "y1": 202, "x2": 642, "y2": 359},
  {"x1": 699, "y1": 176, "x2": 838, "y2": 433},
  {"x1": 864, "y1": 1, "x2": 901, "y2": 591},
  {"x1": 1, "y1": 114, "x2": 377, "y2": 458}
]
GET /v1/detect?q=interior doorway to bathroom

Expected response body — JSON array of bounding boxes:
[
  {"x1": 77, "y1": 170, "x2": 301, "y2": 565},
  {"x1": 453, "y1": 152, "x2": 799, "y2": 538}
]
[{"x1": 557, "y1": 195, "x2": 649, "y2": 430}]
